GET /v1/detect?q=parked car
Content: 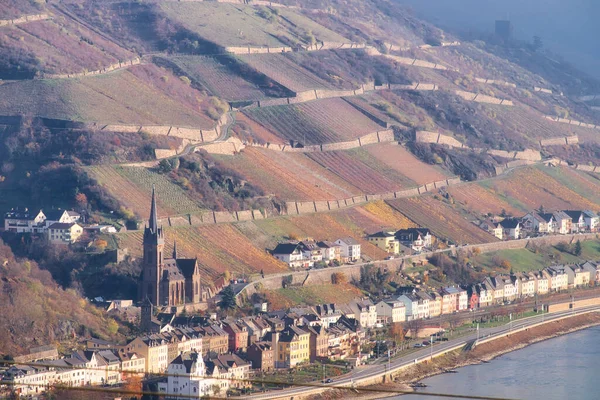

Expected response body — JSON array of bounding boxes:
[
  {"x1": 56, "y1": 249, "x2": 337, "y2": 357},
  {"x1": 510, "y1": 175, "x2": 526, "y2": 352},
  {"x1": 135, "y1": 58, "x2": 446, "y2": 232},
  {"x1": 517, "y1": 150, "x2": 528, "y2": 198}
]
[
  {"x1": 323, "y1": 378, "x2": 333, "y2": 383},
  {"x1": 422, "y1": 340, "x2": 431, "y2": 346},
  {"x1": 413, "y1": 343, "x2": 424, "y2": 348}
]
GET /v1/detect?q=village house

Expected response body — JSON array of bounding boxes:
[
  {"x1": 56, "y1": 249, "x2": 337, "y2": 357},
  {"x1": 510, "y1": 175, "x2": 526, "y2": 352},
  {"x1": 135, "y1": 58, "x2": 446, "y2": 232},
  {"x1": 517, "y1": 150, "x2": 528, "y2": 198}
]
[
  {"x1": 367, "y1": 231, "x2": 400, "y2": 254},
  {"x1": 415, "y1": 291, "x2": 431, "y2": 319},
  {"x1": 553, "y1": 211, "x2": 572, "y2": 234},
  {"x1": 195, "y1": 325, "x2": 229, "y2": 356},
  {"x1": 567, "y1": 264, "x2": 591, "y2": 288},
  {"x1": 121, "y1": 336, "x2": 169, "y2": 374},
  {"x1": 246, "y1": 341, "x2": 275, "y2": 372},
  {"x1": 272, "y1": 242, "x2": 312, "y2": 269},
  {"x1": 158, "y1": 351, "x2": 223, "y2": 399},
  {"x1": 3, "y1": 209, "x2": 47, "y2": 233},
  {"x1": 441, "y1": 287, "x2": 458, "y2": 314},
  {"x1": 514, "y1": 273, "x2": 535, "y2": 297},
  {"x1": 222, "y1": 321, "x2": 248, "y2": 352},
  {"x1": 428, "y1": 291, "x2": 443, "y2": 317},
  {"x1": 312, "y1": 304, "x2": 342, "y2": 328},
  {"x1": 529, "y1": 271, "x2": 549, "y2": 295},
  {"x1": 397, "y1": 293, "x2": 419, "y2": 320},
  {"x1": 317, "y1": 241, "x2": 341, "y2": 262},
  {"x1": 348, "y1": 299, "x2": 378, "y2": 328},
  {"x1": 497, "y1": 275, "x2": 517, "y2": 301},
  {"x1": 477, "y1": 283, "x2": 494, "y2": 307},
  {"x1": 482, "y1": 276, "x2": 504, "y2": 304},
  {"x1": 499, "y1": 218, "x2": 521, "y2": 240},
  {"x1": 581, "y1": 261, "x2": 600, "y2": 283},
  {"x1": 335, "y1": 237, "x2": 361, "y2": 262},
  {"x1": 522, "y1": 212, "x2": 554, "y2": 234},
  {"x1": 118, "y1": 352, "x2": 146, "y2": 380},
  {"x1": 271, "y1": 326, "x2": 310, "y2": 368},
  {"x1": 395, "y1": 228, "x2": 433, "y2": 252},
  {"x1": 205, "y1": 353, "x2": 251, "y2": 390},
  {"x1": 306, "y1": 325, "x2": 329, "y2": 362},
  {"x1": 2, "y1": 364, "x2": 56, "y2": 396},
  {"x1": 375, "y1": 300, "x2": 406, "y2": 324},
  {"x1": 466, "y1": 286, "x2": 480, "y2": 310},
  {"x1": 544, "y1": 267, "x2": 570, "y2": 292},
  {"x1": 483, "y1": 221, "x2": 504, "y2": 240},
  {"x1": 583, "y1": 211, "x2": 599, "y2": 232},
  {"x1": 299, "y1": 240, "x2": 324, "y2": 263},
  {"x1": 564, "y1": 211, "x2": 586, "y2": 232},
  {"x1": 47, "y1": 222, "x2": 84, "y2": 244}
]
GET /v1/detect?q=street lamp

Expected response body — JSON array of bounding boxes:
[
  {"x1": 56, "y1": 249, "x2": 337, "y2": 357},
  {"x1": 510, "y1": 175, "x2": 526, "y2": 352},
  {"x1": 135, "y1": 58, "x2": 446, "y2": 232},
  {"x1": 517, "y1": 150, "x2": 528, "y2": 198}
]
[{"x1": 430, "y1": 335, "x2": 433, "y2": 361}]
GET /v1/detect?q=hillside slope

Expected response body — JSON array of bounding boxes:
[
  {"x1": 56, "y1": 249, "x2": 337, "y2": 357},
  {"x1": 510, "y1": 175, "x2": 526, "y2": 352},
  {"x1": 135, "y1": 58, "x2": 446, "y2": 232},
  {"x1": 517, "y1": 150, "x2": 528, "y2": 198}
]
[{"x1": 0, "y1": 240, "x2": 123, "y2": 356}]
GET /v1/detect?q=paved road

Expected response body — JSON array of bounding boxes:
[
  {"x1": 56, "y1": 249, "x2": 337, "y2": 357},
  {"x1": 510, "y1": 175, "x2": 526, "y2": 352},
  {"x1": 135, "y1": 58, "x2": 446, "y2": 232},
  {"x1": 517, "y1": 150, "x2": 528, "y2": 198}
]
[{"x1": 247, "y1": 306, "x2": 600, "y2": 400}]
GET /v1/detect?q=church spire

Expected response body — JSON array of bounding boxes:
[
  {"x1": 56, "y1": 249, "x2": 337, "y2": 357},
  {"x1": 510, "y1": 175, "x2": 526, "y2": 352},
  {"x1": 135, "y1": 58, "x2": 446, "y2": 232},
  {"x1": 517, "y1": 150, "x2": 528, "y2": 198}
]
[
  {"x1": 149, "y1": 184, "x2": 158, "y2": 233},
  {"x1": 173, "y1": 240, "x2": 178, "y2": 260}
]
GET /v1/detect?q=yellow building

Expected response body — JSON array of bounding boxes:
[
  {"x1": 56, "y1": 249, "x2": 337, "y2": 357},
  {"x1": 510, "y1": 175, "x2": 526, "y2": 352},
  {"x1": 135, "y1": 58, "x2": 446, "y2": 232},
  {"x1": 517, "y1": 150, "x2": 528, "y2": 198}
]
[
  {"x1": 367, "y1": 231, "x2": 400, "y2": 254},
  {"x1": 274, "y1": 326, "x2": 310, "y2": 368},
  {"x1": 121, "y1": 337, "x2": 169, "y2": 374}
]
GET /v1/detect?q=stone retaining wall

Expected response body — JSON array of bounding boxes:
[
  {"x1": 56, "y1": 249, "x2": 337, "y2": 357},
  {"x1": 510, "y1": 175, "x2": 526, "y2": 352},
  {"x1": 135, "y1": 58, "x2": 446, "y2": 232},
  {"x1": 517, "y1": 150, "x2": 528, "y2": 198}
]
[
  {"x1": 544, "y1": 116, "x2": 599, "y2": 130},
  {"x1": 0, "y1": 13, "x2": 49, "y2": 27},
  {"x1": 42, "y1": 58, "x2": 142, "y2": 79},
  {"x1": 455, "y1": 90, "x2": 514, "y2": 106},
  {"x1": 540, "y1": 135, "x2": 580, "y2": 146}
]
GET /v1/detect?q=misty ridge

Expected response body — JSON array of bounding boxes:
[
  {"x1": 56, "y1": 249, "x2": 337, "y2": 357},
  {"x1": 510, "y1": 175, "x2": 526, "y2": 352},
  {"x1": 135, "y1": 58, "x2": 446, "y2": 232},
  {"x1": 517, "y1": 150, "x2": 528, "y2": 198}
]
[{"x1": 395, "y1": 0, "x2": 600, "y2": 80}]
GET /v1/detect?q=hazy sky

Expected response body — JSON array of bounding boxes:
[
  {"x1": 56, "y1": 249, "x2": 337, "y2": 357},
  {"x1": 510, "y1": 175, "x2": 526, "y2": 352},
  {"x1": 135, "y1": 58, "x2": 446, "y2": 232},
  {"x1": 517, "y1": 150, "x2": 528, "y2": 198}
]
[{"x1": 395, "y1": 0, "x2": 600, "y2": 78}]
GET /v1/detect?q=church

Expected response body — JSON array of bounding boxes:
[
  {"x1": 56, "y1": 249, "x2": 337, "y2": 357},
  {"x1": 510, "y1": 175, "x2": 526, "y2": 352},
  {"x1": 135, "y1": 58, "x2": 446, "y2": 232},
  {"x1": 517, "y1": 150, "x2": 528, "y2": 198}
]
[{"x1": 139, "y1": 187, "x2": 202, "y2": 307}]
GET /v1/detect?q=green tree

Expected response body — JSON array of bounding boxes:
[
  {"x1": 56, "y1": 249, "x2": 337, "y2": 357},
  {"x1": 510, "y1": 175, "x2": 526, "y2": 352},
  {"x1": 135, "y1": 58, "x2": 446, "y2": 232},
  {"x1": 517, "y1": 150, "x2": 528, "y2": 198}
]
[
  {"x1": 218, "y1": 286, "x2": 237, "y2": 311},
  {"x1": 574, "y1": 240, "x2": 582, "y2": 256}
]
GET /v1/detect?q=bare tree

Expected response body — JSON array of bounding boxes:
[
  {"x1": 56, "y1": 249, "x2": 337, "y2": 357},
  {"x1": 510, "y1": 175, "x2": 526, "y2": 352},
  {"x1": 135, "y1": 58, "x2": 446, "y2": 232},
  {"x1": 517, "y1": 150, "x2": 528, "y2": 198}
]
[{"x1": 406, "y1": 318, "x2": 423, "y2": 339}]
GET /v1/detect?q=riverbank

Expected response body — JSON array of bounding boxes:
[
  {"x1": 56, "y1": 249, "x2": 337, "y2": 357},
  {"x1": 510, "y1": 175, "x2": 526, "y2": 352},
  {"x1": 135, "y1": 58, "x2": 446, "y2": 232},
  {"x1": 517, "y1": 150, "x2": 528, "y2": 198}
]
[{"x1": 306, "y1": 312, "x2": 600, "y2": 400}]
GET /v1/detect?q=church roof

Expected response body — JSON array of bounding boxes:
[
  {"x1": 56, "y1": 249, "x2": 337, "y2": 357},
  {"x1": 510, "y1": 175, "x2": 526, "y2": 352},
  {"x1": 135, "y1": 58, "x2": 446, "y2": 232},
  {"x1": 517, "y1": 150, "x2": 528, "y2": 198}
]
[{"x1": 177, "y1": 259, "x2": 198, "y2": 278}]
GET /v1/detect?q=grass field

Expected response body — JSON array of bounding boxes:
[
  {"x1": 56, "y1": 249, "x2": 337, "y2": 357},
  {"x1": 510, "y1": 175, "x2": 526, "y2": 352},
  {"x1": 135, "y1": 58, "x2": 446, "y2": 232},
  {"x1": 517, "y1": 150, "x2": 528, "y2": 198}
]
[
  {"x1": 262, "y1": 283, "x2": 364, "y2": 310},
  {"x1": 158, "y1": 2, "x2": 346, "y2": 48},
  {"x1": 0, "y1": 65, "x2": 217, "y2": 127},
  {"x1": 479, "y1": 166, "x2": 600, "y2": 212},
  {"x1": 0, "y1": 17, "x2": 133, "y2": 77},
  {"x1": 243, "y1": 98, "x2": 382, "y2": 145},
  {"x1": 387, "y1": 196, "x2": 498, "y2": 245},
  {"x1": 238, "y1": 53, "x2": 333, "y2": 93},
  {"x1": 168, "y1": 55, "x2": 267, "y2": 101},
  {"x1": 87, "y1": 165, "x2": 204, "y2": 218}
]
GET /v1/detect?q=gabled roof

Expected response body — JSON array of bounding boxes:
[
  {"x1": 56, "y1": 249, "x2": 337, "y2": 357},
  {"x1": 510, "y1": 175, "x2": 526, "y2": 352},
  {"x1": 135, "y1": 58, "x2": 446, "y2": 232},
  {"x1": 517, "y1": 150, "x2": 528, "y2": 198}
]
[
  {"x1": 47, "y1": 222, "x2": 78, "y2": 230},
  {"x1": 272, "y1": 242, "x2": 301, "y2": 255},
  {"x1": 538, "y1": 213, "x2": 555, "y2": 223},
  {"x1": 44, "y1": 209, "x2": 68, "y2": 221},
  {"x1": 553, "y1": 211, "x2": 571, "y2": 220},
  {"x1": 499, "y1": 218, "x2": 520, "y2": 229},
  {"x1": 563, "y1": 210, "x2": 584, "y2": 221},
  {"x1": 4, "y1": 209, "x2": 44, "y2": 220},
  {"x1": 317, "y1": 240, "x2": 340, "y2": 249},
  {"x1": 336, "y1": 237, "x2": 359, "y2": 245},
  {"x1": 368, "y1": 231, "x2": 395, "y2": 238},
  {"x1": 583, "y1": 210, "x2": 599, "y2": 219},
  {"x1": 395, "y1": 228, "x2": 431, "y2": 238},
  {"x1": 176, "y1": 258, "x2": 198, "y2": 278}
]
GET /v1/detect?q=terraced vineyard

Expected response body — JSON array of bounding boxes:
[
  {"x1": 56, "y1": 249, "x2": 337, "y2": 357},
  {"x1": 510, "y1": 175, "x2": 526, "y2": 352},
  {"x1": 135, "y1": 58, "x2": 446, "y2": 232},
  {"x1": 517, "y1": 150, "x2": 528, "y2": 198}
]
[
  {"x1": 0, "y1": 17, "x2": 133, "y2": 77},
  {"x1": 0, "y1": 65, "x2": 217, "y2": 127},
  {"x1": 364, "y1": 143, "x2": 449, "y2": 184},
  {"x1": 87, "y1": 165, "x2": 176, "y2": 218},
  {"x1": 158, "y1": 2, "x2": 346, "y2": 48},
  {"x1": 480, "y1": 166, "x2": 600, "y2": 211},
  {"x1": 238, "y1": 54, "x2": 333, "y2": 92},
  {"x1": 447, "y1": 184, "x2": 525, "y2": 216},
  {"x1": 212, "y1": 147, "x2": 359, "y2": 201},
  {"x1": 169, "y1": 55, "x2": 267, "y2": 101},
  {"x1": 87, "y1": 165, "x2": 204, "y2": 218},
  {"x1": 117, "y1": 224, "x2": 288, "y2": 280},
  {"x1": 307, "y1": 148, "x2": 415, "y2": 193},
  {"x1": 243, "y1": 98, "x2": 383, "y2": 145},
  {"x1": 387, "y1": 196, "x2": 498, "y2": 245}
]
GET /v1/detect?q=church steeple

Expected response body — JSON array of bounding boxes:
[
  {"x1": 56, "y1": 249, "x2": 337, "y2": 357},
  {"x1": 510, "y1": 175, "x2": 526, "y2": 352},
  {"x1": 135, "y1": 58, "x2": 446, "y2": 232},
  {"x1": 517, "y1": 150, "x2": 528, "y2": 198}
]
[
  {"x1": 149, "y1": 184, "x2": 158, "y2": 234},
  {"x1": 173, "y1": 240, "x2": 178, "y2": 260}
]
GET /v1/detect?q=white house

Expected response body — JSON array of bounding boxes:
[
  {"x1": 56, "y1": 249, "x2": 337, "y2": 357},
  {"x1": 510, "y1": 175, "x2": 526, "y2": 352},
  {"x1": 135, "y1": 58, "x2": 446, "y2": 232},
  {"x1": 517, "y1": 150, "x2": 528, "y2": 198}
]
[
  {"x1": 544, "y1": 267, "x2": 569, "y2": 292},
  {"x1": 529, "y1": 271, "x2": 549, "y2": 295},
  {"x1": 496, "y1": 275, "x2": 517, "y2": 300},
  {"x1": 272, "y1": 242, "x2": 312, "y2": 269},
  {"x1": 158, "y1": 352, "x2": 221, "y2": 399},
  {"x1": 397, "y1": 294, "x2": 419, "y2": 320},
  {"x1": 564, "y1": 211, "x2": 586, "y2": 233},
  {"x1": 348, "y1": 299, "x2": 377, "y2": 328},
  {"x1": 43, "y1": 209, "x2": 81, "y2": 228},
  {"x1": 317, "y1": 241, "x2": 341, "y2": 262},
  {"x1": 583, "y1": 211, "x2": 599, "y2": 232},
  {"x1": 3, "y1": 209, "x2": 46, "y2": 233},
  {"x1": 335, "y1": 237, "x2": 361, "y2": 262},
  {"x1": 395, "y1": 228, "x2": 432, "y2": 252},
  {"x1": 299, "y1": 241, "x2": 323, "y2": 263},
  {"x1": 499, "y1": 218, "x2": 521, "y2": 239},
  {"x1": 553, "y1": 211, "x2": 572, "y2": 234},
  {"x1": 522, "y1": 213, "x2": 554, "y2": 234}
]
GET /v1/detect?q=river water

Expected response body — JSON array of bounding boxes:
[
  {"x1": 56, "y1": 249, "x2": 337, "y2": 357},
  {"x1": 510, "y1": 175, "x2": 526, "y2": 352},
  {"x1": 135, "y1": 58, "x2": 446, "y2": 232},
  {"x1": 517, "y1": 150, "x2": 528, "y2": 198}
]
[{"x1": 396, "y1": 326, "x2": 600, "y2": 400}]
